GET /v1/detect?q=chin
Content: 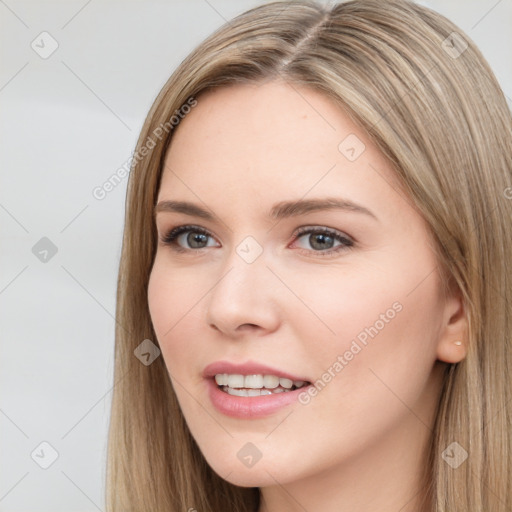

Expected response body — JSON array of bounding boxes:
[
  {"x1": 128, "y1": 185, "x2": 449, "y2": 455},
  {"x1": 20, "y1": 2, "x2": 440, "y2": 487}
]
[
  {"x1": 205, "y1": 454, "x2": 297, "y2": 488},
  {"x1": 218, "y1": 468, "x2": 275, "y2": 488}
]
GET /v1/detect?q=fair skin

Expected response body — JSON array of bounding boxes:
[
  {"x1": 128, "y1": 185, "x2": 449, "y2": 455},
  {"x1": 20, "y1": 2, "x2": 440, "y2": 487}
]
[{"x1": 147, "y1": 80, "x2": 467, "y2": 512}]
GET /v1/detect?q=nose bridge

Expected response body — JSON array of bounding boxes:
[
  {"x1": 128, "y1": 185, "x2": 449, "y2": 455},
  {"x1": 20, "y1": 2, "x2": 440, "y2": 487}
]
[
  {"x1": 216, "y1": 233, "x2": 269, "y2": 291},
  {"x1": 205, "y1": 234, "x2": 280, "y2": 334}
]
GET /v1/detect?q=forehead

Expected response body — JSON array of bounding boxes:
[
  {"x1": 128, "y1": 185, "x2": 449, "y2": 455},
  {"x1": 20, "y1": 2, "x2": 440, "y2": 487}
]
[
  {"x1": 158, "y1": 80, "x2": 403, "y2": 215},
  {"x1": 166, "y1": 80, "x2": 356, "y2": 171}
]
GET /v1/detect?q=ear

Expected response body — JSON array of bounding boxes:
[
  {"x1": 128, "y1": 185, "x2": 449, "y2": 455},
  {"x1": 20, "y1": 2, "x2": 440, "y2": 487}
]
[{"x1": 436, "y1": 282, "x2": 468, "y2": 364}]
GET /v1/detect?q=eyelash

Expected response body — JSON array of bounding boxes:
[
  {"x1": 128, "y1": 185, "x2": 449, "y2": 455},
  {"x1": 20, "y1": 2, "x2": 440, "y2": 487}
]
[{"x1": 159, "y1": 224, "x2": 355, "y2": 258}]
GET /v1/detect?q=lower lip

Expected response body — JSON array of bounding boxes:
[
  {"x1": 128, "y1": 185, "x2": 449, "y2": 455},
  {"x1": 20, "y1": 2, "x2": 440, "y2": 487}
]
[{"x1": 205, "y1": 377, "x2": 311, "y2": 419}]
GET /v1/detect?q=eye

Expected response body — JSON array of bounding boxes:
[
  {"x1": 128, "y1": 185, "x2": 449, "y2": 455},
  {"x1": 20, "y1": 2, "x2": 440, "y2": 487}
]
[
  {"x1": 159, "y1": 224, "x2": 218, "y2": 252},
  {"x1": 292, "y1": 226, "x2": 354, "y2": 257},
  {"x1": 158, "y1": 224, "x2": 355, "y2": 257}
]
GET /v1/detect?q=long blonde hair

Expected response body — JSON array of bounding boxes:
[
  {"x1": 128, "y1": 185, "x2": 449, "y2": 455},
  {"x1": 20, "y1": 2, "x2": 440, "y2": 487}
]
[{"x1": 105, "y1": 1, "x2": 512, "y2": 510}]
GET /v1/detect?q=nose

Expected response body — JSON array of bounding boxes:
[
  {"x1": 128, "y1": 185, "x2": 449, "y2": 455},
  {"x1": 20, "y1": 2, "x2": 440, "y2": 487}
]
[{"x1": 205, "y1": 244, "x2": 281, "y2": 338}]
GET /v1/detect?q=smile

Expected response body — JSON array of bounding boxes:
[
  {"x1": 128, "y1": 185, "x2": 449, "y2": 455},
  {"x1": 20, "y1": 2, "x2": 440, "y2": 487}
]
[{"x1": 215, "y1": 373, "x2": 310, "y2": 396}]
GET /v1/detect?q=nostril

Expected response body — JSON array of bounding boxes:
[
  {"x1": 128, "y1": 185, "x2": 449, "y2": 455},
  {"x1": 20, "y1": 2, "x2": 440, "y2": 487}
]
[{"x1": 238, "y1": 323, "x2": 259, "y2": 330}]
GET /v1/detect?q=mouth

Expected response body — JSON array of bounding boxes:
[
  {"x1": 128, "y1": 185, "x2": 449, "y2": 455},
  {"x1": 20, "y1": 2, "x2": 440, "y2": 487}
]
[
  {"x1": 214, "y1": 373, "x2": 312, "y2": 397},
  {"x1": 204, "y1": 361, "x2": 314, "y2": 417}
]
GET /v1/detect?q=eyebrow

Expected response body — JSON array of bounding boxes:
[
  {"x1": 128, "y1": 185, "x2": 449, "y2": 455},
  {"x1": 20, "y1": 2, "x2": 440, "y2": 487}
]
[{"x1": 154, "y1": 197, "x2": 378, "y2": 222}]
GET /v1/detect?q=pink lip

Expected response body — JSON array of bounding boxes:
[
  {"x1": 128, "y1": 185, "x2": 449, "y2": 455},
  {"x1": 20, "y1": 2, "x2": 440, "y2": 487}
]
[
  {"x1": 202, "y1": 360, "x2": 312, "y2": 419},
  {"x1": 202, "y1": 360, "x2": 309, "y2": 382},
  {"x1": 205, "y1": 377, "x2": 312, "y2": 419}
]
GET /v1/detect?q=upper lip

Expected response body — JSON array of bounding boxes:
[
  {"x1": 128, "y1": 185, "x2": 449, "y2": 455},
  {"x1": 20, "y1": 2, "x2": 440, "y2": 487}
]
[{"x1": 203, "y1": 360, "x2": 310, "y2": 382}]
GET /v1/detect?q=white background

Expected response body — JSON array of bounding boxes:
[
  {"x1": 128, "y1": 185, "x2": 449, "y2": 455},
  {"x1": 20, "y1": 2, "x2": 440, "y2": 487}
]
[{"x1": 0, "y1": 0, "x2": 510, "y2": 510}]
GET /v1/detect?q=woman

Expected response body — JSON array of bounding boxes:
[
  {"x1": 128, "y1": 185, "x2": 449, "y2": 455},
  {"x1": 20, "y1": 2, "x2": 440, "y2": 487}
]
[{"x1": 106, "y1": 1, "x2": 512, "y2": 511}]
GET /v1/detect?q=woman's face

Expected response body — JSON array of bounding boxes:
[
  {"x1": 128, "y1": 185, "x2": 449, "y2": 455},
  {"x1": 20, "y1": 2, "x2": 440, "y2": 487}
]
[{"x1": 148, "y1": 80, "x2": 466, "y2": 490}]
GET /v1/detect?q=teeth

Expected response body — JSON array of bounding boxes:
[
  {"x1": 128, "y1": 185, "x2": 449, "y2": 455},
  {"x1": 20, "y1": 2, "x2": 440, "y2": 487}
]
[
  {"x1": 214, "y1": 373, "x2": 309, "y2": 394},
  {"x1": 263, "y1": 375, "x2": 280, "y2": 388},
  {"x1": 279, "y1": 378, "x2": 293, "y2": 389},
  {"x1": 225, "y1": 387, "x2": 248, "y2": 397},
  {"x1": 224, "y1": 387, "x2": 274, "y2": 397},
  {"x1": 227, "y1": 374, "x2": 245, "y2": 388},
  {"x1": 244, "y1": 374, "x2": 264, "y2": 388}
]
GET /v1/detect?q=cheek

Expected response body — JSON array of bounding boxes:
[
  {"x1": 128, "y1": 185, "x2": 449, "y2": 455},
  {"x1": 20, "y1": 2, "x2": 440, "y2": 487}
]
[
  {"x1": 279, "y1": 253, "x2": 444, "y2": 398},
  {"x1": 148, "y1": 258, "x2": 204, "y2": 330},
  {"x1": 147, "y1": 261, "x2": 202, "y2": 363},
  {"x1": 147, "y1": 264, "x2": 173, "y2": 340}
]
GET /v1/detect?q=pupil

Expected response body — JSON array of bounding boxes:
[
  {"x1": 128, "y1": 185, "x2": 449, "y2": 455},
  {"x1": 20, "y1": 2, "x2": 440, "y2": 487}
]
[
  {"x1": 188, "y1": 232, "x2": 207, "y2": 248},
  {"x1": 311, "y1": 233, "x2": 333, "y2": 250}
]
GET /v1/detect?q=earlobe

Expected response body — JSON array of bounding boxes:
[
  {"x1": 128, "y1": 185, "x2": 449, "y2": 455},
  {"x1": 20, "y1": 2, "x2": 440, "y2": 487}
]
[{"x1": 437, "y1": 339, "x2": 467, "y2": 364}]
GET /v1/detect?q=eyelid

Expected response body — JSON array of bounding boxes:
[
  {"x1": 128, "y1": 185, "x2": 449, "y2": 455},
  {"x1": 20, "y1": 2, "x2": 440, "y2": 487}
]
[
  {"x1": 159, "y1": 224, "x2": 219, "y2": 249},
  {"x1": 291, "y1": 225, "x2": 355, "y2": 257},
  {"x1": 294, "y1": 225, "x2": 354, "y2": 244}
]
